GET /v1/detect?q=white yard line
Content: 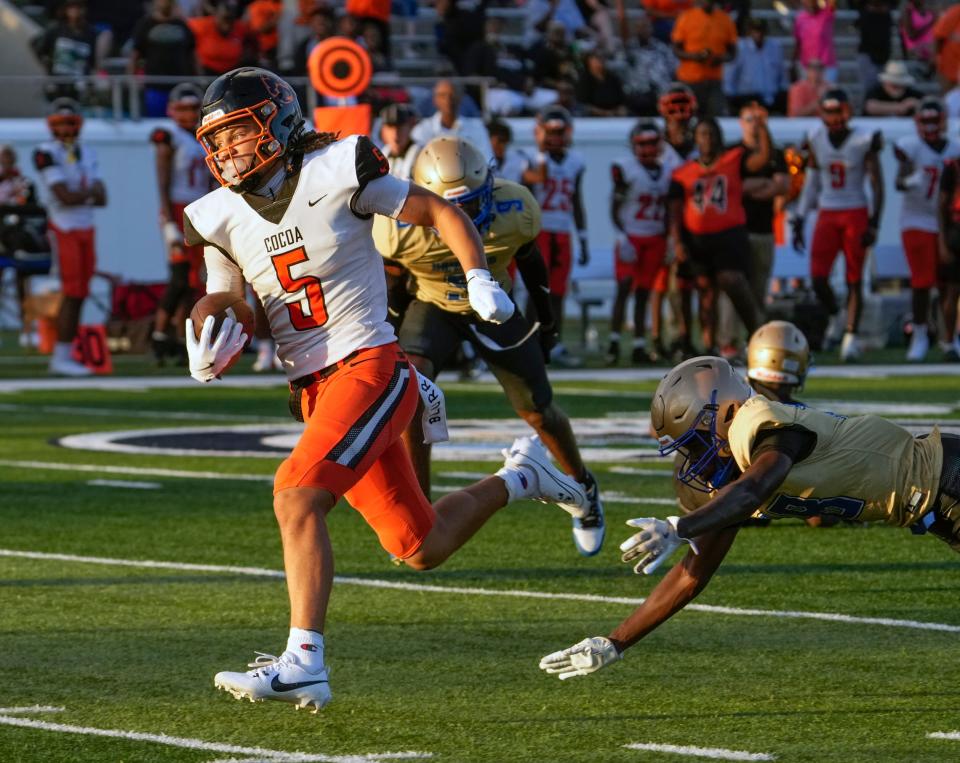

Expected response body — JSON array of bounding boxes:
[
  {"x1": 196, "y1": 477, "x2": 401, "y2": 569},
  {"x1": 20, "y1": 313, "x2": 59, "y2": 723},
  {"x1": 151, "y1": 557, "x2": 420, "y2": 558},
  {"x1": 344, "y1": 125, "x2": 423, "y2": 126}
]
[
  {"x1": 0, "y1": 402, "x2": 287, "y2": 423},
  {"x1": 624, "y1": 742, "x2": 776, "y2": 761},
  {"x1": 0, "y1": 711, "x2": 430, "y2": 763},
  {"x1": 2, "y1": 548, "x2": 959, "y2": 635},
  {"x1": 610, "y1": 466, "x2": 673, "y2": 477},
  {"x1": 0, "y1": 459, "x2": 274, "y2": 482},
  {"x1": 927, "y1": 732, "x2": 960, "y2": 741},
  {"x1": 86, "y1": 479, "x2": 161, "y2": 490}
]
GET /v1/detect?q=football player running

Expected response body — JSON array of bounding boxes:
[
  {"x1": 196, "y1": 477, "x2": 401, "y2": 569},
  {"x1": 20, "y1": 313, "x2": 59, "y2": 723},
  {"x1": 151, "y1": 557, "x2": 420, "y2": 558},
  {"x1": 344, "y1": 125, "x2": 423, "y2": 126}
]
[
  {"x1": 150, "y1": 83, "x2": 210, "y2": 365},
  {"x1": 793, "y1": 88, "x2": 884, "y2": 362},
  {"x1": 540, "y1": 355, "x2": 956, "y2": 679},
  {"x1": 607, "y1": 122, "x2": 672, "y2": 366},
  {"x1": 181, "y1": 68, "x2": 592, "y2": 711},
  {"x1": 374, "y1": 136, "x2": 605, "y2": 557},
  {"x1": 894, "y1": 97, "x2": 960, "y2": 362}
]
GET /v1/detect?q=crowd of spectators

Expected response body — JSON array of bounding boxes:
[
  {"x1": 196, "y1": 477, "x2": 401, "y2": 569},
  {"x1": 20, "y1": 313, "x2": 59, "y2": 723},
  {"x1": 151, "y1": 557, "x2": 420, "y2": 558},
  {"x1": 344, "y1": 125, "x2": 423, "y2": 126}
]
[{"x1": 22, "y1": 0, "x2": 960, "y2": 120}]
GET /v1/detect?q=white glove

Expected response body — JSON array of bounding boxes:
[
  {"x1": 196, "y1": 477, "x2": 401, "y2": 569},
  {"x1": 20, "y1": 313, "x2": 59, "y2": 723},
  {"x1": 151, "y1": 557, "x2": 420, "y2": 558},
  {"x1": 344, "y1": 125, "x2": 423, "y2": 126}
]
[
  {"x1": 185, "y1": 315, "x2": 248, "y2": 383},
  {"x1": 619, "y1": 516, "x2": 698, "y2": 575},
  {"x1": 466, "y1": 268, "x2": 515, "y2": 324},
  {"x1": 615, "y1": 233, "x2": 636, "y2": 264},
  {"x1": 539, "y1": 637, "x2": 621, "y2": 680},
  {"x1": 162, "y1": 220, "x2": 183, "y2": 249},
  {"x1": 901, "y1": 169, "x2": 923, "y2": 190}
]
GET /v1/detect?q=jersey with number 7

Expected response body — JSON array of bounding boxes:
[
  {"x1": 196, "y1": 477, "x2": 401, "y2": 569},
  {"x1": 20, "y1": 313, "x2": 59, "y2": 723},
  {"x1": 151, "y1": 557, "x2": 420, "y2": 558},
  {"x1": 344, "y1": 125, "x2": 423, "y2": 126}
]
[{"x1": 183, "y1": 135, "x2": 406, "y2": 380}]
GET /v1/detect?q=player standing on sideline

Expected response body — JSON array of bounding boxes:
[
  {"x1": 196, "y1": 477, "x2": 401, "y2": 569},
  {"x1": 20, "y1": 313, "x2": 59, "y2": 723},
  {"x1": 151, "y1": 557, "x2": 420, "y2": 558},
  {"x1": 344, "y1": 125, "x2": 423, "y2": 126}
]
[
  {"x1": 652, "y1": 84, "x2": 698, "y2": 361},
  {"x1": 375, "y1": 137, "x2": 606, "y2": 557},
  {"x1": 668, "y1": 115, "x2": 767, "y2": 354},
  {"x1": 937, "y1": 155, "x2": 960, "y2": 360},
  {"x1": 606, "y1": 122, "x2": 672, "y2": 366},
  {"x1": 150, "y1": 83, "x2": 210, "y2": 365},
  {"x1": 488, "y1": 119, "x2": 529, "y2": 185},
  {"x1": 34, "y1": 99, "x2": 107, "y2": 377},
  {"x1": 539, "y1": 355, "x2": 957, "y2": 679},
  {"x1": 378, "y1": 102, "x2": 421, "y2": 180},
  {"x1": 526, "y1": 106, "x2": 588, "y2": 367},
  {"x1": 182, "y1": 68, "x2": 591, "y2": 711},
  {"x1": 895, "y1": 98, "x2": 960, "y2": 362},
  {"x1": 792, "y1": 88, "x2": 884, "y2": 362}
]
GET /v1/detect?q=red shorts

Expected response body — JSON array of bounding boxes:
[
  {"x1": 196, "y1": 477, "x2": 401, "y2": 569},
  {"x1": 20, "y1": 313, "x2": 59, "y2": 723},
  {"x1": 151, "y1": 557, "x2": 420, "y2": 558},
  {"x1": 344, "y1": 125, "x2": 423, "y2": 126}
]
[
  {"x1": 537, "y1": 230, "x2": 572, "y2": 296},
  {"x1": 810, "y1": 208, "x2": 869, "y2": 284},
  {"x1": 652, "y1": 262, "x2": 695, "y2": 294},
  {"x1": 615, "y1": 235, "x2": 667, "y2": 291},
  {"x1": 273, "y1": 343, "x2": 435, "y2": 559},
  {"x1": 901, "y1": 229, "x2": 938, "y2": 289},
  {"x1": 170, "y1": 204, "x2": 204, "y2": 290},
  {"x1": 50, "y1": 225, "x2": 95, "y2": 298}
]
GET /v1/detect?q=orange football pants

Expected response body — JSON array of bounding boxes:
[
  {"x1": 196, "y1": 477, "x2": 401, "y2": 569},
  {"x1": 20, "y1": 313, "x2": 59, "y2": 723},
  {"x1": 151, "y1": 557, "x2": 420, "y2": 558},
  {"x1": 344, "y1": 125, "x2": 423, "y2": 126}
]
[{"x1": 274, "y1": 342, "x2": 435, "y2": 559}]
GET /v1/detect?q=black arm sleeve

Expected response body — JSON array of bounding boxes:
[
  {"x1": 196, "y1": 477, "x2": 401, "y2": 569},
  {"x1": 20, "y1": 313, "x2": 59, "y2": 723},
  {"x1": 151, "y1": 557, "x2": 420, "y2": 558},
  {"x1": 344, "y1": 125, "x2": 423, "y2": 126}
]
[
  {"x1": 514, "y1": 240, "x2": 554, "y2": 325},
  {"x1": 750, "y1": 424, "x2": 817, "y2": 463}
]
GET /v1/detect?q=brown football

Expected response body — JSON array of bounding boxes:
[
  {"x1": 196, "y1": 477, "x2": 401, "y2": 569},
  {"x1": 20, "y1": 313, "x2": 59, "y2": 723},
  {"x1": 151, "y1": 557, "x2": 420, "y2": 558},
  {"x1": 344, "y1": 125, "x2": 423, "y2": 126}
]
[{"x1": 189, "y1": 293, "x2": 255, "y2": 373}]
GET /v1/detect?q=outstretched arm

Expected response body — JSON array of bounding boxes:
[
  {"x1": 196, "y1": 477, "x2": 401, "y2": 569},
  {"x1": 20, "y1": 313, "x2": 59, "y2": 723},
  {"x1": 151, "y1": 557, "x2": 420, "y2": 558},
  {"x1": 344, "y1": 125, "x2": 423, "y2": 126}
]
[{"x1": 397, "y1": 183, "x2": 487, "y2": 273}]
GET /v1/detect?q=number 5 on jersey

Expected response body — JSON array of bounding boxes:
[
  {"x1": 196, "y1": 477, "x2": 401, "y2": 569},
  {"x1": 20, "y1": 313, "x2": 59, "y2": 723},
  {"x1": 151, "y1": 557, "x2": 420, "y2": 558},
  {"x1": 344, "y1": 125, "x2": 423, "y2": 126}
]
[{"x1": 270, "y1": 245, "x2": 328, "y2": 330}]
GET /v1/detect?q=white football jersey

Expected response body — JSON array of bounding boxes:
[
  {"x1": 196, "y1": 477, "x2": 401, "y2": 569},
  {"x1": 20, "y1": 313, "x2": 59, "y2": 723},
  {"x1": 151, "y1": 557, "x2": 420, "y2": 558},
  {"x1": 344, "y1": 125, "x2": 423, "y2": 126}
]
[
  {"x1": 184, "y1": 136, "x2": 405, "y2": 379},
  {"x1": 807, "y1": 124, "x2": 880, "y2": 211},
  {"x1": 492, "y1": 146, "x2": 530, "y2": 185},
  {"x1": 161, "y1": 125, "x2": 209, "y2": 205},
  {"x1": 33, "y1": 140, "x2": 100, "y2": 231},
  {"x1": 385, "y1": 141, "x2": 421, "y2": 180},
  {"x1": 611, "y1": 155, "x2": 671, "y2": 237},
  {"x1": 529, "y1": 149, "x2": 585, "y2": 233},
  {"x1": 895, "y1": 135, "x2": 960, "y2": 233}
]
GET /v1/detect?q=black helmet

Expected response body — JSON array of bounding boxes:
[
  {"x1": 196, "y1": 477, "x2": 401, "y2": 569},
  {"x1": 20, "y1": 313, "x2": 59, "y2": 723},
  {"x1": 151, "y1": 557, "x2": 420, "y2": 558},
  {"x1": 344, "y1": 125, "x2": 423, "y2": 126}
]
[{"x1": 196, "y1": 67, "x2": 305, "y2": 192}]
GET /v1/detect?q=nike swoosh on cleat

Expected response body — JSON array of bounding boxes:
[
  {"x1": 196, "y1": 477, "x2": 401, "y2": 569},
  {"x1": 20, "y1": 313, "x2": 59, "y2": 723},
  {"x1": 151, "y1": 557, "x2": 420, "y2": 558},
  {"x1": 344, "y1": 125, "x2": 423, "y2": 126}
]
[
  {"x1": 307, "y1": 194, "x2": 328, "y2": 207},
  {"x1": 270, "y1": 675, "x2": 328, "y2": 692}
]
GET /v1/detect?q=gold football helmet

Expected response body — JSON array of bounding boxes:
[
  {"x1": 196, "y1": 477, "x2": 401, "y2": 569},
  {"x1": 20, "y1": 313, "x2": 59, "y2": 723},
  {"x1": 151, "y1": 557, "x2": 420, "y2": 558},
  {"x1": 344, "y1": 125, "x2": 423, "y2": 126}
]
[
  {"x1": 413, "y1": 136, "x2": 494, "y2": 229},
  {"x1": 651, "y1": 356, "x2": 753, "y2": 492},
  {"x1": 747, "y1": 321, "x2": 810, "y2": 388}
]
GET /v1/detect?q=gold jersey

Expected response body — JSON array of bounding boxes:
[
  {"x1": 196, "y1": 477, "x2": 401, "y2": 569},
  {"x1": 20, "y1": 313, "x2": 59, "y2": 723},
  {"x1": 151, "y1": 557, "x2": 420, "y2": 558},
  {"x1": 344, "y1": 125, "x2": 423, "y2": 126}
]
[
  {"x1": 727, "y1": 397, "x2": 943, "y2": 527},
  {"x1": 373, "y1": 179, "x2": 541, "y2": 314}
]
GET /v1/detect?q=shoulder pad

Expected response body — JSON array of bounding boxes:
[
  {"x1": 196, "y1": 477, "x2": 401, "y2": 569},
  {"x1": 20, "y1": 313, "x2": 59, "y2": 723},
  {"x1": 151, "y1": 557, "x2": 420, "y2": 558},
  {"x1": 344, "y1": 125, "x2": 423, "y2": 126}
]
[
  {"x1": 33, "y1": 150, "x2": 54, "y2": 170},
  {"x1": 150, "y1": 128, "x2": 172, "y2": 145},
  {"x1": 355, "y1": 134, "x2": 390, "y2": 187}
]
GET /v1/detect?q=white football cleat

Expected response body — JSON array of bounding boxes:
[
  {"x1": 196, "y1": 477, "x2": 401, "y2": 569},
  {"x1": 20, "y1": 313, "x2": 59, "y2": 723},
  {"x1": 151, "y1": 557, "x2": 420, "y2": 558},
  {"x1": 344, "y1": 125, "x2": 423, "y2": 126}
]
[
  {"x1": 906, "y1": 327, "x2": 928, "y2": 362},
  {"x1": 839, "y1": 332, "x2": 861, "y2": 363},
  {"x1": 214, "y1": 651, "x2": 331, "y2": 713},
  {"x1": 49, "y1": 356, "x2": 92, "y2": 377},
  {"x1": 498, "y1": 435, "x2": 588, "y2": 513},
  {"x1": 571, "y1": 470, "x2": 605, "y2": 556}
]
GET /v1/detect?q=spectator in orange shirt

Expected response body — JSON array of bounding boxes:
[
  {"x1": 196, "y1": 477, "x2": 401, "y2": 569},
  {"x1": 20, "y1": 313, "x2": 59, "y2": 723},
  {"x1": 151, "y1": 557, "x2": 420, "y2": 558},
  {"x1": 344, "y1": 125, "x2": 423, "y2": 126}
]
[
  {"x1": 187, "y1": 0, "x2": 254, "y2": 76},
  {"x1": 934, "y1": 2, "x2": 960, "y2": 88},
  {"x1": 671, "y1": 0, "x2": 737, "y2": 117},
  {"x1": 246, "y1": 0, "x2": 282, "y2": 68}
]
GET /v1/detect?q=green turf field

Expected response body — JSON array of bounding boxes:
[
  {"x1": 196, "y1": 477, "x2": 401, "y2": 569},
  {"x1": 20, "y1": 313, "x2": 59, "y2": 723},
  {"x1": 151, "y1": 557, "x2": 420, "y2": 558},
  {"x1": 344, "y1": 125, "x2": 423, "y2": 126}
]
[{"x1": 2, "y1": 365, "x2": 960, "y2": 763}]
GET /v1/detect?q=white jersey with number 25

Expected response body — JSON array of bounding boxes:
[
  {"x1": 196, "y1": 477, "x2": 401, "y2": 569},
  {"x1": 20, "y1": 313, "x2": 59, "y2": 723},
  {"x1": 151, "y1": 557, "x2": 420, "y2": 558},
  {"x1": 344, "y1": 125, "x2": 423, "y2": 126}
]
[{"x1": 529, "y1": 149, "x2": 585, "y2": 233}]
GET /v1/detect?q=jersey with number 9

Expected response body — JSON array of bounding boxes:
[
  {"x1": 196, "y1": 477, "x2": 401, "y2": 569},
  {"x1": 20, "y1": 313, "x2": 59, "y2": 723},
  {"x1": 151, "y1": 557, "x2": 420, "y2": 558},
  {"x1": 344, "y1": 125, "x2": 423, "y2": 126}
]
[{"x1": 727, "y1": 396, "x2": 943, "y2": 527}]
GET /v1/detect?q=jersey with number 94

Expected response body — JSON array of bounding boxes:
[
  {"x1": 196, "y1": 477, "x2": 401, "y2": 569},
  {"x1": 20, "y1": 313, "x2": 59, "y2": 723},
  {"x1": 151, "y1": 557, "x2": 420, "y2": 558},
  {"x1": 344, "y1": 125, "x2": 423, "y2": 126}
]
[
  {"x1": 670, "y1": 147, "x2": 747, "y2": 234},
  {"x1": 611, "y1": 155, "x2": 671, "y2": 237},
  {"x1": 727, "y1": 396, "x2": 942, "y2": 527},
  {"x1": 183, "y1": 135, "x2": 404, "y2": 379},
  {"x1": 373, "y1": 179, "x2": 540, "y2": 313},
  {"x1": 894, "y1": 134, "x2": 960, "y2": 232}
]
